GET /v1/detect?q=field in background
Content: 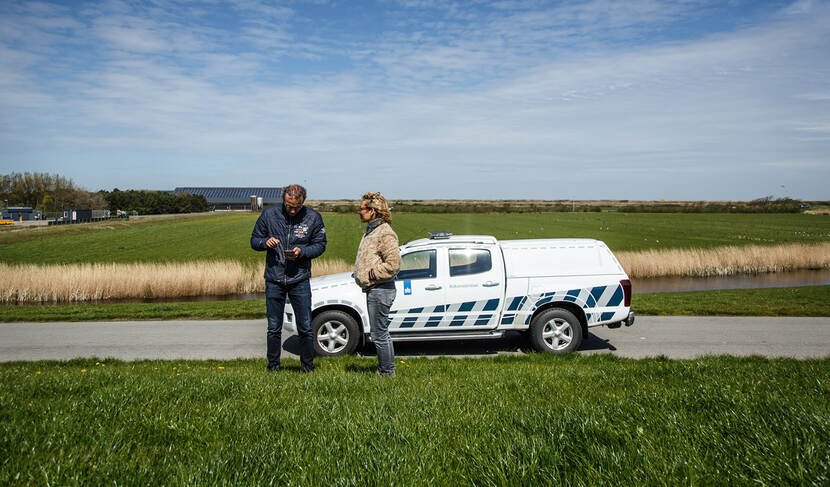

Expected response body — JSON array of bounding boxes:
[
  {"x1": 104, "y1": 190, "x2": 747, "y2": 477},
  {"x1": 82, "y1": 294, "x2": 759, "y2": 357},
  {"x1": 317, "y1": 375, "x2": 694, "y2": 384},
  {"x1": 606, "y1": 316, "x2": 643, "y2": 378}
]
[
  {"x1": 2, "y1": 211, "x2": 829, "y2": 265},
  {"x1": 2, "y1": 354, "x2": 827, "y2": 485}
]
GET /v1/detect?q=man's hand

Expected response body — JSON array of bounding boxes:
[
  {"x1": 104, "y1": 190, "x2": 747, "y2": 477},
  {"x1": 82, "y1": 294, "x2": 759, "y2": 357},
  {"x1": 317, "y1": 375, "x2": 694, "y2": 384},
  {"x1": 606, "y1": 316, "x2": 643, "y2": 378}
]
[
  {"x1": 265, "y1": 237, "x2": 280, "y2": 249},
  {"x1": 285, "y1": 247, "x2": 301, "y2": 260}
]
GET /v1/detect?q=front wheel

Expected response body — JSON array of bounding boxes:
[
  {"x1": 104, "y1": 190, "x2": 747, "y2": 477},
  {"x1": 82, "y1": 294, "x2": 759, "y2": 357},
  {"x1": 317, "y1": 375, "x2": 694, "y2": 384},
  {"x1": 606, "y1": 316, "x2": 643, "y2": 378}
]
[
  {"x1": 312, "y1": 310, "x2": 361, "y2": 357},
  {"x1": 529, "y1": 308, "x2": 583, "y2": 353}
]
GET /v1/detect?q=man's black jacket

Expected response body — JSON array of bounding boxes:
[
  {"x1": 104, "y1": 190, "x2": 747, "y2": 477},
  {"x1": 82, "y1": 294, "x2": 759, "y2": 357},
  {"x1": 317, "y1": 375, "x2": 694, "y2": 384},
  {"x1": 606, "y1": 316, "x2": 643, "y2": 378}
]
[{"x1": 250, "y1": 203, "x2": 327, "y2": 285}]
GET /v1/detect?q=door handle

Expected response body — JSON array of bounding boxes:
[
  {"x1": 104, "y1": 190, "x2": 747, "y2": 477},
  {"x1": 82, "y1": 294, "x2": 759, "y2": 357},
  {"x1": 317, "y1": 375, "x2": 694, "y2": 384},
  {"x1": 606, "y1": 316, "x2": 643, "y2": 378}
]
[
  {"x1": 482, "y1": 281, "x2": 500, "y2": 287},
  {"x1": 425, "y1": 285, "x2": 442, "y2": 291}
]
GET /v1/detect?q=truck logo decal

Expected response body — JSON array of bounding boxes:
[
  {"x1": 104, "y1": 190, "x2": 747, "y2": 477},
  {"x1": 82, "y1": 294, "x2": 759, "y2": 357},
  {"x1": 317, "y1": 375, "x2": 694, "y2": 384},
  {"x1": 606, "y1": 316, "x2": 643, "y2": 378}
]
[{"x1": 403, "y1": 280, "x2": 412, "y2": 295}]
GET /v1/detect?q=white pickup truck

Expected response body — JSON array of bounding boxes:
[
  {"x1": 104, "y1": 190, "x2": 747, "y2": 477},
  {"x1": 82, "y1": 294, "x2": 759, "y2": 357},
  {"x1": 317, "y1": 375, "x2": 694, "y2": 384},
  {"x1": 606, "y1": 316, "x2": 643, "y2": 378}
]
[{"x1": 284, "y1": 233, "x2": 634, "y2": 356}]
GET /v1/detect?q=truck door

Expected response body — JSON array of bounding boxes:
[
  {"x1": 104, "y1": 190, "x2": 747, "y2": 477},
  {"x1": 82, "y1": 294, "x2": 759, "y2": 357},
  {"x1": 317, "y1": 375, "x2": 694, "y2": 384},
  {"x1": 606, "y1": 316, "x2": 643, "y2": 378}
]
[
  {"x1": 391, "y1": 249, "x2": 447, "y2": 331},
  {"x1": 442, "y1": 247, "x2": 504, "y2": 329}
]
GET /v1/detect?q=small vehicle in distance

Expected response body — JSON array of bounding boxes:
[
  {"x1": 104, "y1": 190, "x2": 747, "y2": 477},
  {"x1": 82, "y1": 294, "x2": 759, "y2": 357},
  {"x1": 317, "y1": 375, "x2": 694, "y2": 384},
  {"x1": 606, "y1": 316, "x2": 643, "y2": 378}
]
[{"x1": 284, "y1": 233, "x2": 634, "y2": 356}]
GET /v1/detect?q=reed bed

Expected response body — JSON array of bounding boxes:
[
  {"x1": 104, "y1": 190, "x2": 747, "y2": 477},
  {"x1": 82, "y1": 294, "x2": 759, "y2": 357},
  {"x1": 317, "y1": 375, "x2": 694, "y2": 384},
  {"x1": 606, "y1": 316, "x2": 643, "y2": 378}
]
[
  {"x1": 0, "y1": 259, "x2": 352, "y2": 304},
  {"x1": 2, "y1": 242, "x2": 828, "y2": 303},
  {"x1": 617, "y1": 242, "x2": 830, "y2": 278}
]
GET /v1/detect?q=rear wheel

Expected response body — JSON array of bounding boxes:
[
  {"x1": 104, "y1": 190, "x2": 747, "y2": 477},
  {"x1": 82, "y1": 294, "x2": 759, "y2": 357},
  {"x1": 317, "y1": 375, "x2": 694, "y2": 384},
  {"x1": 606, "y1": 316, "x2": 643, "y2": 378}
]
[
  {"x1": 529, "y1": 308, "x2": 583, "y2": 353},
  {"x1": 312, "y1": 310, "x2": 360, "y2": 356}
]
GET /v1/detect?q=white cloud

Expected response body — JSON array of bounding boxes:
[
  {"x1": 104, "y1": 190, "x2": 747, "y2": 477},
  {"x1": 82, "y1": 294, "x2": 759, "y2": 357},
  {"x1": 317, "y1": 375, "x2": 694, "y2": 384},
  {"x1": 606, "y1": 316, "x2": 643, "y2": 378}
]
[{"x1": 1, "y1": 0, "x2": 829, "y2": 199}]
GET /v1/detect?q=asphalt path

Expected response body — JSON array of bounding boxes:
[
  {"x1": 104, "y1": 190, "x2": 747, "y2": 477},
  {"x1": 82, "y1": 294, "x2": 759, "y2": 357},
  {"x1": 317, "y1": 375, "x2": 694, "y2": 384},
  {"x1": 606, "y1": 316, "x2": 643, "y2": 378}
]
[{"x1": 1, "y1": 316, "x2": 828, "y2": 362}]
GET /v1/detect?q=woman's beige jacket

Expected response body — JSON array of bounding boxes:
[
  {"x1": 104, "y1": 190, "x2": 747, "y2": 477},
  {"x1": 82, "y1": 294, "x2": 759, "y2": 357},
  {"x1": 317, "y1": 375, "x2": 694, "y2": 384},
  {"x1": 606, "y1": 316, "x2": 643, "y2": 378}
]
[{"x1": 353, "y1": 221, "x2": 401, "y2": 291}]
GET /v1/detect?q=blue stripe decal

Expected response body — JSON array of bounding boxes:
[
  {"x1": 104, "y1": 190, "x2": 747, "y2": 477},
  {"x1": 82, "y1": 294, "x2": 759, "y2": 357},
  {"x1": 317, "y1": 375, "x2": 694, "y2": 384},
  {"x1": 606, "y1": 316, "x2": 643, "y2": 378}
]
[
  {"x1": 567, "y1": 289, "x2": 580, "y2": 298},
  {"x1": 475, "y1": 315, "x2": 491, "y2": 326},
  {"x1": 425, "y1": 316, "x2": 441, "y2": 327},
  {"x1": 591, "y1": 286, "x2": 606, "y2": 303},
  {"x1": 459, "y1": 301, "x2": 475, "y2": 312},
  {"x1": 433, "y1": 305, "x2": 445, "y2": 312},
  {"x1": 508, "y1": 296, "x2": 523, "y2": 311},
  {"x1": 586, "y1": 294, "x2": 596, "y2": 308},
  {"x1": 536, "y1": 296, "x2": 552, "y2": 306},
  {"x1": 450, "y1": 315, "x2": 468, "y2": 326},
  {"x1": 409, "y1": 307, "x2": 424, "y2": 314},
  {"x1": 607, "y1": 286, "x2": 623, "y2": 307},
  {"x1": 564, "y1": 295, "x2": 577, "y2": 302},
  {"x1": 483, "y1": 299, "x2": 499, "y2": 311},
  {"x1": 600, "y1": 312, "x2": 615, "y2": 321},
  {"x1": 501, "y1": 314, "x2": 515, "y2": 325},
  {"x1": 400, "y1": 317, "x2": 417, "y2": 328}
]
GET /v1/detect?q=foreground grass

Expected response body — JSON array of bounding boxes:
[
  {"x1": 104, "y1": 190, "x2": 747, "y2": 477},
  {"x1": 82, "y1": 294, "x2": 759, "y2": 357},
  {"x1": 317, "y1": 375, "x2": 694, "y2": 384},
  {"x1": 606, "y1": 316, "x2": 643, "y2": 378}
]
[
  {"x1": 1, "y1": 354, "x2": 828, "y2": 485},
  {"x1": 2, "y1": 212, "x2": 829, "y2": 266},
  {"x1": 1, "y1": 286, "x2": 828, "y2": 322}
]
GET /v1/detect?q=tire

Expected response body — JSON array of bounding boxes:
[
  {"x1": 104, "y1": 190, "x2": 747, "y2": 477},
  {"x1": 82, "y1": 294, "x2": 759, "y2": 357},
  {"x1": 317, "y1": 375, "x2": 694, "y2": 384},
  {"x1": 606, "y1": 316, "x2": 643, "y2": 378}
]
[
  {"x1": 529, "y1": 308, "x2": 583, "y2": 353},
  {"x1": 312, "y1": 310, "x2": 361, "y2": 357}
]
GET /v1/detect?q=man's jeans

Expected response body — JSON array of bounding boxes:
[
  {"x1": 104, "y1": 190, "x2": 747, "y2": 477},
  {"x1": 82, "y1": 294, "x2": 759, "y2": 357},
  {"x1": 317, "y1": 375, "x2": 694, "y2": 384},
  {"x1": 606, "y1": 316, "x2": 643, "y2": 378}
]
[
  {"x1": 266, "y1": 279, "x2": 314, "y2": 372},
  {"x1": 366, "y1": 287, "x2": 396, "y2": 375}
]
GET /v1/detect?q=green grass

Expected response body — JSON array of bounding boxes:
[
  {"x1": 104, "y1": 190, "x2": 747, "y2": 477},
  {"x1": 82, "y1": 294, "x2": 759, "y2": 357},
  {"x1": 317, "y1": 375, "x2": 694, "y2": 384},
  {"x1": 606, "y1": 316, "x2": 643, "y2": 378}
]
[
  {"x1": 2, "y1": 286, "x2": 828, "y2": 322},
  {"x1": 633, "y1": 286, "x2": 830, "y2": 316},
  {"x1": 1, "y1": 212, "x2": 829, "y2": 265},
  {"x1": 1, "y1": 354, "x2": 827, "y2": 485}
]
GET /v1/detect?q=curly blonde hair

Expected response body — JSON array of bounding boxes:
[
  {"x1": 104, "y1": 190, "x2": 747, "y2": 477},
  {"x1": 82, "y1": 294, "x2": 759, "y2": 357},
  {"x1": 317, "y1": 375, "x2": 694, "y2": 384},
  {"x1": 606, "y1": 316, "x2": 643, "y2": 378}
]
[{"x1": 361, "y1": 192, "x2": 392, "y2": 224}]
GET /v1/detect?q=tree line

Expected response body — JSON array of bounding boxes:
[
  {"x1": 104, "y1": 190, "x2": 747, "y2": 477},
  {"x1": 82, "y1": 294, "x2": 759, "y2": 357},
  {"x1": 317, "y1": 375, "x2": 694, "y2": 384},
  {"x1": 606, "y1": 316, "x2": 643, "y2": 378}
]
[
  {"x1": 101, "y1": 189, "x2": 208, "y2": 215},
  {"x1": 1, "y1": 172, "x2": 106, "y2": 213},
  {"x1": 1, "y1": 172, "x2": 207, "y2": 215}
]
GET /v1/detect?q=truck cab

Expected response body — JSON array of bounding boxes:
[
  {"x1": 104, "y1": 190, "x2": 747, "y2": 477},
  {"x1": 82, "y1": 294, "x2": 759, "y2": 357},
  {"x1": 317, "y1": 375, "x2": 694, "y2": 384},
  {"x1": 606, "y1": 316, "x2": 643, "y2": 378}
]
[{"x1": 285, "y1": 233, "x2": 634, "y2": 356}]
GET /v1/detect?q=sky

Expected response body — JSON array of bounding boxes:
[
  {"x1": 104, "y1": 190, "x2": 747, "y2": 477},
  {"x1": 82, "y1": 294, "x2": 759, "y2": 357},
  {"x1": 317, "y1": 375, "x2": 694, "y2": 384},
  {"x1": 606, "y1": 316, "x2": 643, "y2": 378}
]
[{"x1": 1, "y1": 0, "x2": 829, "y2": 200}]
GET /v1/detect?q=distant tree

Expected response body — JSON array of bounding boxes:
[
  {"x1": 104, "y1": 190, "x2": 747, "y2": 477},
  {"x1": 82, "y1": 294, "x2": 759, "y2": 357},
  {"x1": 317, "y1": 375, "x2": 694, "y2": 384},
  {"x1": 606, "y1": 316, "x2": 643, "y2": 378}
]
[
  {"x1": 100, "y1": 189, "x2": 207, "y2": 215},
  {"x1": 0, "y1": 172, "x2": 101, "y2": 212}
]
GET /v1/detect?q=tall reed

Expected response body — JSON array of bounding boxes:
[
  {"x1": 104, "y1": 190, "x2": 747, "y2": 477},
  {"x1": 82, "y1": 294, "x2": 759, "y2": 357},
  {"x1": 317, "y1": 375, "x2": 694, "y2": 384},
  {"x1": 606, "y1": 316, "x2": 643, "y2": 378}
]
[
  {"x1": 0, "y1": 259, "x2": 352, "y2": 304},
  {"x1": 617, "y1": 242, "x2": 830, "y2": 278},
  {"x1": 2, "y1": 243, "x2": 828, "y2": 303}
]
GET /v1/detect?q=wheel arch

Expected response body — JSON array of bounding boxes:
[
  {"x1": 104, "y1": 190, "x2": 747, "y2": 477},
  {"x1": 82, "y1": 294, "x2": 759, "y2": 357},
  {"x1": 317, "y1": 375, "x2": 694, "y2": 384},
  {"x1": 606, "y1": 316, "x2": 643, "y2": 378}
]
[
  {"x1": 312, "y1": 304, "x2": 364, "y2": 327},
  {"x1": 530, "y1": 301, "x2": 588, "y2": 337}
]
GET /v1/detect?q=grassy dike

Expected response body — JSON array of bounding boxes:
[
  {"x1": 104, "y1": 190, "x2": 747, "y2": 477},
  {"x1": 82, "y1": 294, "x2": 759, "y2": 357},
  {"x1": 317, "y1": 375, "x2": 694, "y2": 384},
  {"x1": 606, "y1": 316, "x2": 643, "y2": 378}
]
[
  {"x1": 1, "y1": 286, "x2": 829, "y2": 322},
  {"x1": 1, "y1": 354, "x2": 828, "y2": 485}
]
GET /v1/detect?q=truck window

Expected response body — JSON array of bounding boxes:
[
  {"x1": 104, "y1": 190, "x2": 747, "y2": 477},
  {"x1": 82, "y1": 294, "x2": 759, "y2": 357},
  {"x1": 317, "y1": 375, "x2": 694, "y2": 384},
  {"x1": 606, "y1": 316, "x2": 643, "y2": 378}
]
[
  {"x1": 449, "y1": 249, "x2": 492, "y2": 276},
  {"x1": 396, "y1": 250, "x2": 436, "y2": 280}
]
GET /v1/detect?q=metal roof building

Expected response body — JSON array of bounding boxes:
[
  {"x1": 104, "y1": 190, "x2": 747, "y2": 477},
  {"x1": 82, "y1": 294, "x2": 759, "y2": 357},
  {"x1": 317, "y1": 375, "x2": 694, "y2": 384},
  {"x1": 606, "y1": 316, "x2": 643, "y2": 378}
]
[{"x1": 174, "y1": 187, "x2": 283, "y2": 210}]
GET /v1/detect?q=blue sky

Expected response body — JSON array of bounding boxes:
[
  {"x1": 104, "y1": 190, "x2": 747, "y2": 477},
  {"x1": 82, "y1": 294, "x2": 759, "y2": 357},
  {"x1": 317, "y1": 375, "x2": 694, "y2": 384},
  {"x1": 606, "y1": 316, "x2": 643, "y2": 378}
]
[{"x1": 1, "y1": 0, "x2": 828, "y2": 200}]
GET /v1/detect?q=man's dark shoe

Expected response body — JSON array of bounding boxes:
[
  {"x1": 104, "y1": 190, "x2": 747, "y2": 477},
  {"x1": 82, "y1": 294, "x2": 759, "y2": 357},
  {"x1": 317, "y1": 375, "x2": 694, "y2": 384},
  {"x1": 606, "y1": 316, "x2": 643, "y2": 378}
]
[{"x1": 267, "y1": 366, "x2": 280, "y2": 372}]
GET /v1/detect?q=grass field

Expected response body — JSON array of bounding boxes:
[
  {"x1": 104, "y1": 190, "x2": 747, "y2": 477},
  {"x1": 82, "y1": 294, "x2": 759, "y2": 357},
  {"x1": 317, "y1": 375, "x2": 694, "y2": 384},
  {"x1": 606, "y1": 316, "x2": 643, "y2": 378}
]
[
  {"x1": 1, "y1": 286, "x2": 828, "y2": 322},
  {"x1": 1, "y1": 354, "x2": 827, "y2": 485},
  {"x1": 2, "y1": 212, "x2": 829, "y2": 265}
]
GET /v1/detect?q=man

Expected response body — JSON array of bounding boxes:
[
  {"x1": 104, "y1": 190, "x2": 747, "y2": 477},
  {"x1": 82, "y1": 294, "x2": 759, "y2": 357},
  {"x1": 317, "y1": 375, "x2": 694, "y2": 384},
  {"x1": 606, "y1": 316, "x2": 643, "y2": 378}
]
[
  {"x1": 251, "y1": 184, "x2": 326, "y2": 373},
  {"x1": 354, "y1": 192, "x2": 401, "y2": 376}
]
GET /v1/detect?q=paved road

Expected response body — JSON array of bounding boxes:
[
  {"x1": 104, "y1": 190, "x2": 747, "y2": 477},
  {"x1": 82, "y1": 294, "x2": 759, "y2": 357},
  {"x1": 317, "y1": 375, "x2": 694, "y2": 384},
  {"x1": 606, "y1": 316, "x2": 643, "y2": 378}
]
[{"x1": 1, "y1": 316, "x2": 828, "y2": 362}]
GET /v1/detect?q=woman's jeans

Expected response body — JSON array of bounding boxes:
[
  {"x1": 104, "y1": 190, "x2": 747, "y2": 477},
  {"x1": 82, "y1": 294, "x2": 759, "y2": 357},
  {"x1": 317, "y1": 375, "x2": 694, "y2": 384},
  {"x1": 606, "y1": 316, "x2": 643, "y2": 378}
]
[
  {"x1": 366, "y1": 287, "x2": 396, "y2": 375},
  {"x1": 266, "y1": 279, "x2": 314, "y2": 372}
]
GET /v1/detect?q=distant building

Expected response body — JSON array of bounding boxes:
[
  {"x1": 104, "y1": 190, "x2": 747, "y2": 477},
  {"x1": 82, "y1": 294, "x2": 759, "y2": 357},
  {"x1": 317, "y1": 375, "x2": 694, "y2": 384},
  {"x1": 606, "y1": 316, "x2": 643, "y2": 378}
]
[
  {"x1": 61, "y1": 209, "x2": 110, "y2": 221},
  {"x1": 2, "y1": 206, "x2": 42, "y2": 221},
  {"x1": 173, "y1": 187, "x2": 283, "y2": 210}
]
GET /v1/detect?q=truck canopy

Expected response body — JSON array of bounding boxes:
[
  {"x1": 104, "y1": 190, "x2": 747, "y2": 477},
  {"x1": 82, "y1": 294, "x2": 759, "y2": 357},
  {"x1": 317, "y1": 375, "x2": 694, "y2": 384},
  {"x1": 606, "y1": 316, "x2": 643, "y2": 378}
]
[{"x1": 499, "y1": 239, "x2": 625, "y2": 278}]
